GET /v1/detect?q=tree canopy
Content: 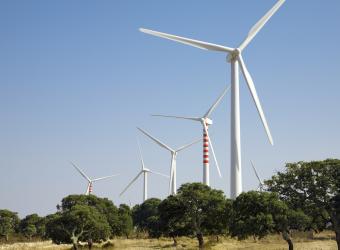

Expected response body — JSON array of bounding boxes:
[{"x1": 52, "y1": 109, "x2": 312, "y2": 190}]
[
  {"x1": 60, "y1": 194, "x2": 120, "y2": 236},
  {"x1": 0, "y1": 209, "x2": 19, "y2": 241},
  {"x1": 132, "y1": 198, "x2": 161, "y2": 238},
  {"x1": 46, "y1": 205, "x2": 110, "y2": 249},
  {"x1": 117, "y1": 204, "x2": 133, "y2": 238},
  {"x1": 19, "y1": 214, "x2": 46, "y2": 240},
  {"x1": 229, "y1": 191, "x2": 310, "y2": 250},
  {"x1": 159, "y1": 183, "x2": 228, "y2": 248},
  {"x1": 265, "y1": 159, "x2": 340, "y2": 249}
]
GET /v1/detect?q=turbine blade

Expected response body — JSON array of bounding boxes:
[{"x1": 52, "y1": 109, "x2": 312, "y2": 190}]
[
  {"x1": 238, "y1": 54, "x2": 274, "y2": 145},
  {"x1": 203, "y1": 122, "x2": 222, "y2": 178},
  {"x1": 70, "y1": 162, "x2": 91, "y2": 182},
  {"x1": 152, "y1": 114, "x2": 201, "y2": 122},
  {"x1": 239, "y1": 0, "x2": 285, "y2": 51},
  {"x1": 149, "y1": 170, "x2": 169, "y2": 178},
  {"x1": 250, "y1": 160, "x2": 264, "y2": 185},
  {"x1": 176, "y1": 138, "x2": 202, "y2": 152},
  {"x1": 204, "y1": 85, "x2": 231, "y2": 118},
  {"x1": 120, "y1": 172, "x2": 143, "y2": 196},
  {"x1": 137, "y1": 127, "x2": 174, "y2": 152},
  {"x1": 137, "y1": 138, "x2": 145, "y2": 170},
  {"x1": 92, "y1": 174, "x2": 119, "y2": 182},
  {"x1": 140, "y1": 28, "x2": 234, "y2": 53}
]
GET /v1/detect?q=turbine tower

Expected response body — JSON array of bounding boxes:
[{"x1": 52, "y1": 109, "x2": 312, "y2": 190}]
[
  {"x1": 71, "y1": 162, "x2": 119, "y2": 195},
  {"x1": 152, "y1": 86, "x2": 230, "y2": 186},
  {"x1": 120, "y1": 140, "x2": 168, "y2": 202},
  {"x1": 250, "y1": 160, "x2": 264, "y2": 191},
  {"x1": 138, "y1": 127, "x2": 201, "y2": 195},
  {"x1": 139, "y1": 0, "x2": 285, "y2": 198}
]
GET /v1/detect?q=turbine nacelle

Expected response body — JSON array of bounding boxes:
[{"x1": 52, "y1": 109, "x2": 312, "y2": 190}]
[
  {"x1": 203, "y1": 118, "x2": 213, "y2": 126},
  {"x1": 227, "y1": 48, "x2": 241, "y2": 63}
]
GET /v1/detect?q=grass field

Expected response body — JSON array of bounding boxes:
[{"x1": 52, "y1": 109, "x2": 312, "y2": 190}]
[{"x1": 0, "y1": 231, "x2": 337, "y2": 250}]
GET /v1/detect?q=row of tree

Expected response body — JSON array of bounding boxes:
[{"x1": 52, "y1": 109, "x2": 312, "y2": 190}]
[
  {"x1": 0, "y1": 211, "x2": 48, "y2": 241},
  {"x1": 0, "y1": 159, "x2": 339, "y2": 250},
  {"x1": 0, "y1": 196, "x2": 133, "y2": 248}
]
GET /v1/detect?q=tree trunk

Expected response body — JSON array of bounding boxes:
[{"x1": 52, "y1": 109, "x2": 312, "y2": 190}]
[
  {"x1": 282, "y1": 231, "x2": 294, "y2": 250},
  {"x1": 5, "y1": 234, "x2": 8, "y2": 242},
  {"x1": 196, "y1": 232, "x2": 204, "y2": 249},
  {"x1": 331, "y1": 213, "x2": 340, "y2": 250},
  {"x1": 87, "y1": 238, "x2": 93, "y2": 250},
  {"x1": 172, "y1": 235, "x2": 177, "y2": 246},
  {"x1": 72, "y1": 242, "x2": 78, "y2": 250},
  {"x1": 71, "y1": 234, "x2": 78, "y2": 250},
  {"x1": 335, "y1": 229, "x2": 340, "y2": 250},
  {"x1": 216, "y1": 235, "x2": 219, "y2": 242}
]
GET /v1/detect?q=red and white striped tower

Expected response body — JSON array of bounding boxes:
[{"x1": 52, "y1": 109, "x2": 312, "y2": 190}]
[
  {"x1": 203, "y1": 122, "x2": 210, "y2": 186},
  {"x1": 88, "y1": 182, "x2": 93, "y2": 194}
]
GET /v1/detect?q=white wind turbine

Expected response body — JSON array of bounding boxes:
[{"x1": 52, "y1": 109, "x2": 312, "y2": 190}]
[
  {"x1": 250, "y1": 160, "x2": 264, "y2": 191},
  {"x1": 139, "y1": 0, "x2": 285, "y2": 198},
  {"x1": 120, "y1": 140, "x2": 168, "y2": 202},
  {"x1": 152, "y1": 86, "x2": 230, "y2": 186},
  {"x1": 138, "y1": 127, "x2": 201, "y2": 195},
  {"x1": 71, "y1": 162, "x2": 119, "y2": 195}
]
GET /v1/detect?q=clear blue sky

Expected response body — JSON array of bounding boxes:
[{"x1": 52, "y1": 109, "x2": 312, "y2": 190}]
[{"x1": 1, "y1": 0, "x2": 339, "y2": 217}]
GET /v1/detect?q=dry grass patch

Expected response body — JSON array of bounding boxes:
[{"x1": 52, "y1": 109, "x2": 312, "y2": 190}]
[
  {"x1": 0, "y1": 232, "x2": 337, "y2": 249},
  {"x1": 0, "y1": 241, "x2": 69, "y2": 250}
]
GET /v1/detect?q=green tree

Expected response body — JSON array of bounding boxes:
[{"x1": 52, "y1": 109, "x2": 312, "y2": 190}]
[
  {"x1": 163, "y1": 183, "x2": 228, "y2": 248},
  {"x1": 35, "y1": 217, "x2": 47, "y2": 239},
  {"x1": 265, "y1": 159, "x2": 340, "y2": 249},
  {"x1": 203, "y1": 196, "x2": 231, "y2": 241},
  {"x1": 117, "y1": 204, "x2": 133, "y2": 238},
  {"x1": 132, "y1": 198, "x2": 161, "y2": 237},
  {"x1": 229, "y1": 191, "x2": 310, "y2": 250},
  {"x1": 0, "y1": 209, "x2": 19, "y2": 241},
  {"x1": 46, "y1": 205, "x2": 110, "y2": 250},
  {"x1": 60, "y1": 194, "x2": 120, "y2": 237},
  {"x1": 158, "y1": 195, "x2": 190, "y2": 245},
  {"x1": 19, "y1": 214, "x2": 42, "y2": 240},
  {"x1": 23, "y1": 224, "x2": 37, "y2": 241},
  {"x1": 45, "y1": 213, "x2": 67, "y2": 244}
]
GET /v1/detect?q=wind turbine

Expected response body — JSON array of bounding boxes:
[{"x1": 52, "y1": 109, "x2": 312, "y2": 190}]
[
  {"x1": 250, "y1": 160, "x2": 264, "y2": 191},
  {"x1": 137, "y1": 127, "x2": 201, "y2": 195},
  {"x1": 139, "y1": 0, "x2": 285, "y2": 198},
  {"x1": 120, "y1": 140, "x2": 168, "y2": 202},
  {"x1": 71, "y1": 162, "x2": 119, "y2": 195},
  {"x1": 152, "y1": 86, "x2": 230, "y2": 186}
]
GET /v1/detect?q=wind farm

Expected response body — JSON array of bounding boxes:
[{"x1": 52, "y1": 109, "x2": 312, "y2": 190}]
[
  {"x1": 1, "y1": 0, "x2": 340, "y2": 249},
  {"x1": 140, "y1": 0, "x2": 284, "y2": 199}
]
